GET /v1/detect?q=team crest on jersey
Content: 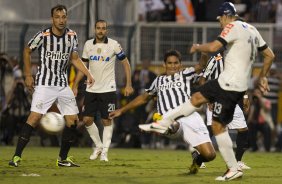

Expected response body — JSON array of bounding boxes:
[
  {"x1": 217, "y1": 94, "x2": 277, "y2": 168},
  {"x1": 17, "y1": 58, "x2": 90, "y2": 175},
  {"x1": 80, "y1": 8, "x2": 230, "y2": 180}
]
[{"x1": 97, "y1": 48, "x2": 102, "y2": 54}]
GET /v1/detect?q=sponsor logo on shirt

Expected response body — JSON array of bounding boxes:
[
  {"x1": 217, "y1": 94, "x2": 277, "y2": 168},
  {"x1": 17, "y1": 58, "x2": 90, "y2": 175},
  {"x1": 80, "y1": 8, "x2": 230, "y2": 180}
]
[
  {"x1": 159, "y1": 81, "x2": 182, "y2": 91},
  {"x1": 45, "y1": 51, "x2": 70, "y2": 60},
  {"x1": 89, "y1": 55, "x2": 110, "y2": 62},
  {"x1": 220, "y1": 23, "x2": 234, "y2": 37}
]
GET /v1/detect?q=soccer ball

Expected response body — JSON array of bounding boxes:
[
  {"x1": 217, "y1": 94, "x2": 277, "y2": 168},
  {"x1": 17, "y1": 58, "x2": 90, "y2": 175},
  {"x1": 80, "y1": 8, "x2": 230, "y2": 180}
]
[{"x1": 40, "y1": 112, "x2": 65, "y2": 133}]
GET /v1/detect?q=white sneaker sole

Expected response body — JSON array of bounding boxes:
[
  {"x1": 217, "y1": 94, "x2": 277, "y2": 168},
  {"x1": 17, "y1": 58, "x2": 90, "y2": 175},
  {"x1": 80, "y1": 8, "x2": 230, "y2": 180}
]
[{"x1": 138, "y1": 123, "x2": 168, "y2": 134}]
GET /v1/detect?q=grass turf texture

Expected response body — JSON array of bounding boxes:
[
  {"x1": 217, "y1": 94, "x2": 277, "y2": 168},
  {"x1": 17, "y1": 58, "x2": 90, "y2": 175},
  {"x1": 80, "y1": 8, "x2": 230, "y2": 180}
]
[{"x1": 1, "y1": 147, "x2": 282, "y2": 184}]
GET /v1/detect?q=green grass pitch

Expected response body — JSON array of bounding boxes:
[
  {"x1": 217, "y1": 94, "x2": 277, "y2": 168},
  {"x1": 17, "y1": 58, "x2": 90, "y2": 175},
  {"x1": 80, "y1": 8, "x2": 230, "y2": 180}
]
[{"x1": 1, "y1": 146, "x2": 282, "y2": 184}]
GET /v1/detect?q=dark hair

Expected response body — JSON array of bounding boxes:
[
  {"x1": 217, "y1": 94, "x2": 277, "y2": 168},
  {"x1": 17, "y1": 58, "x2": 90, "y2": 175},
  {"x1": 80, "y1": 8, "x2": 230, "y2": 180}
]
[
  {"x1": 163, "y1": 50, "x2": 182, "y2": 63},
  {"x1": 51, "y1": 4, "x2": 67, "y2": 17},
  {"x1": 95, "y1": 20, "x2": 107, "y2": 28}
]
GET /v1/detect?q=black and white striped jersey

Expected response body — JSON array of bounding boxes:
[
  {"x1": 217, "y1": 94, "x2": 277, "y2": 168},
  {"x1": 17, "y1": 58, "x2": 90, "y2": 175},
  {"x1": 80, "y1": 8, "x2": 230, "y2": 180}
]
[
  {"x1": 28, "y1": 27, "x2": 78, "y2": 87},
  {"x1": 146, "y1": 67, "x2": 196, "y2": 115},
  {"x1": 264, "y1": 76, "x2": 281, "y2": 104},
  {"x1": 202, "y1": 53, "x2": 224, "y2": 80}
]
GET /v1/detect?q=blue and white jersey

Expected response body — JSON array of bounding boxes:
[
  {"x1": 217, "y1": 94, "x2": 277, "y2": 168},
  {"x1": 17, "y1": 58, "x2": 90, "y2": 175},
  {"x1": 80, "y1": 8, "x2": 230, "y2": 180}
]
[
  {"x1": 146, "y1": 67, "x2": 196, "y2": 115},
  {"x1": 28, "y1": 27, "x2": 78, "y2": 87}
]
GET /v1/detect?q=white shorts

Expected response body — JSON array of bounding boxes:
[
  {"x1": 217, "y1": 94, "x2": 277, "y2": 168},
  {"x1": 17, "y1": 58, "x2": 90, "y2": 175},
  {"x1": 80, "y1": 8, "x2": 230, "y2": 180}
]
[
  {"x1": 175, "y1": 112, "x2": 211, "y2": 147},
  {"x1": 31, "y1": 86, "x2": 79, "y2": 115},
  {"x1": 206, "y1": 104, "x2": 247, "y2": 129}
]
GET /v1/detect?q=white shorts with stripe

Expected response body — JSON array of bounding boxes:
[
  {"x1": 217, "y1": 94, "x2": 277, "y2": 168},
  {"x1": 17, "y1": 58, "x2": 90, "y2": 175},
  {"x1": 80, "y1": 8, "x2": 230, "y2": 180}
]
[
  {"x1": 174, "y1": 112, "x2": 211, "y2": 147},
  {"x1": 206, "y1": 104, "x2": 247, "y2": 129},
  {"x1": 30, "y1": 86, "x2": 79, "y2": 115}
]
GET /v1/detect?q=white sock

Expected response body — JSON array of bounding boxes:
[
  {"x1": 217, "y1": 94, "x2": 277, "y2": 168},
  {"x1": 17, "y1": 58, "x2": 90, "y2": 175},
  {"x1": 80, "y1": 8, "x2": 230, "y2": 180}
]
[
  {"x1": 85, "y1": 123, "x2": 103, "y2": 148},
  {"x1": 215, "y1": 131, "x2": 238, "y2": 171},
  {"x1": 102, "y1": 123, "x2": 113, "y2": 152},
  {"x1": 160, "y1": 100, "x2": 197, "y2": 127}
]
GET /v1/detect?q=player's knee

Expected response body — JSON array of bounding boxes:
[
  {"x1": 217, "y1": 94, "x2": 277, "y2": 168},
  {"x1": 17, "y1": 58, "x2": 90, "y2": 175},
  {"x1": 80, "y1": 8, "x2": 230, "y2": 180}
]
[
  {"x1": 207, "y1": 151, "x2": 216, "y2": 161},
  {"x1": 203, "y1": 150, "x2": 216, "y2": 162},
  {"x1": 65, "y1": 115, "x2": 78, "y2": 127},
  {"x1": 83, "y1": 116, "x2": 94, "y2": 126},
  {"x1": 211, "y1": 122, "x2": 226, "y2": 135},
  {"x1": 191, "y1": 92, "x2": 206, "y2": 107},
  {"x1": 102, "y1": 118, "x2": 112, "y2": 126},
  {"x1": 27, "y1": 112, "x2": 42, "y2": 126}
]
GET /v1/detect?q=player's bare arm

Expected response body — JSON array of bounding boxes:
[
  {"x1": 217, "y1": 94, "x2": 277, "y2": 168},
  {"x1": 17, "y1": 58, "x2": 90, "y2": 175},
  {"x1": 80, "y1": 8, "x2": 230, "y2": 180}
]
[
  {"x1": 23, "y1": 46, "x2": 34, "y2": 93},
  {"x1": 109, "y1": 92, "x2": 151, "y2": 119},
  {"x1": 72, "y1": 61, "x2": 88, "y2": 96},
  {"x1": 258, "y1": 47, "x2": 275, "y2": 94},
  {"x1": 194, "y1": 52, "x2": 209, "y2": 73},
  {"x1": 121, "y1": 58, "x2": 134, "y2": 96},
  {"x1": 71, "y1": 52, "x2": 94, "y2": 88},
  {"x1": 190, "y1": 40, "x2": 223, "y2": 54},
  {"x1": 72, "y1": 70, "x2": 84, "y2": 96}
]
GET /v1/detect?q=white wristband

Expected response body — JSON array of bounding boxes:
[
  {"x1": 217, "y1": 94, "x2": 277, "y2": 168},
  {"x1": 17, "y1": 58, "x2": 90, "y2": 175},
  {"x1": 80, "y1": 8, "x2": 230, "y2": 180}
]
[{"x1": 243, "y1": 95, "x2": 248, "y2": 99}]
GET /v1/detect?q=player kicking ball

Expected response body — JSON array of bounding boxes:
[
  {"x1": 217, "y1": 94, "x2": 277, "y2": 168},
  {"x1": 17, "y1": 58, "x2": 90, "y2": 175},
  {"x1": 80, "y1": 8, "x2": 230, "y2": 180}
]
[
  {"x1": 110, "y1": 50, "x2": 216, "y2": 174},
  {"x1": 139, "y1": 2, "x2": 274, "y2": 181}
]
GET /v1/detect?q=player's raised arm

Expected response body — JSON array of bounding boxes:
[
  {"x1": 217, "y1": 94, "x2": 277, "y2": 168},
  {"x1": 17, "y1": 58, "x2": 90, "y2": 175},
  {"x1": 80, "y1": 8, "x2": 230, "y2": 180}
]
[
  {"x1": 190, "y1": 40, "x2": 223, "y2": 54},
  {"x1": 194, "y1": 52, "x2": 209, "y2": 74}
]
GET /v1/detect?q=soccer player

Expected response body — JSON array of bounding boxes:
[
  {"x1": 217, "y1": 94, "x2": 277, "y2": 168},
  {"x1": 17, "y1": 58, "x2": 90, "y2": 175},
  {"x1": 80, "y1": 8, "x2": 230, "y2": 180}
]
[
  {"x1": 109, "y1": 50, "x2": 216, "y2": 174},
  {"x1": 200, "y1": 52, "x2": 250, "y2": 170},
  {"x1": 140, "y1": 2, "x2": 275, "y2": 181},
  {"x1": 8, "y1": 4, "x2": 94, "y2": 167},
  {"x1": 72, "y1": 20, "x2": 134, "y2": 162}
]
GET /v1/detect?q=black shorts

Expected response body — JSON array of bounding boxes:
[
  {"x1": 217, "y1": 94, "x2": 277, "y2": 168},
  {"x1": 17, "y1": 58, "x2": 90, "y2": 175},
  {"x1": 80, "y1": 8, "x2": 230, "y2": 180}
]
[
  {"x1": 198, "y1": 80, "x2": 245, "y2": 125},
  {"x1": 82, "y1": 91, "x2": 117, "y2": 119}
]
